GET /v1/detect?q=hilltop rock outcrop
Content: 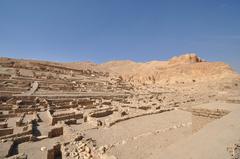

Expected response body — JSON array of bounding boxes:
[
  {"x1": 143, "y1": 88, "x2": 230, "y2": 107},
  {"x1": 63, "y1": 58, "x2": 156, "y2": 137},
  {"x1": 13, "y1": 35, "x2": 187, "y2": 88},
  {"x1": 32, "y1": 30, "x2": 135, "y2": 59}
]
[
  {"x1": 99, "y1": 53, "x2": 238, "y2": 85},
  {"x1": 169, "y1": 53, "x2": 203, "y2": 64}
]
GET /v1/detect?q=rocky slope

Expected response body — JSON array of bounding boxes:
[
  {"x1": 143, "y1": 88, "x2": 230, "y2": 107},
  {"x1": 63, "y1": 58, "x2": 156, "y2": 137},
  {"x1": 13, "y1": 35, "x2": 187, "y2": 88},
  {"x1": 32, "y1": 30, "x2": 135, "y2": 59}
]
[
  {"x1": 1, "y1": 53, "x2": 239, "y2": 85},
  {"x1": 99, "y1": 53, "x2": 239, "y2": 85}
]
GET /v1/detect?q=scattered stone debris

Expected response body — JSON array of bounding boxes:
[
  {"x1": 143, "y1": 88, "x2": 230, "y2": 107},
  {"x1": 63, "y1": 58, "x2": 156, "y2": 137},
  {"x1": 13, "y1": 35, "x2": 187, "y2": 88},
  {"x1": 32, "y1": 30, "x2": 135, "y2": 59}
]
[{"x1": 0, "y1": 54, "x2": 240, "y2": 159}]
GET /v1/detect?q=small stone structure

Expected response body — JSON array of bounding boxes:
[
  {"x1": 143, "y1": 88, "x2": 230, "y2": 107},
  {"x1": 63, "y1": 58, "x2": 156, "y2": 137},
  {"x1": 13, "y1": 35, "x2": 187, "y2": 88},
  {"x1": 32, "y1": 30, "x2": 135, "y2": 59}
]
[{"x1": 48, "y1": 126, "x2": 63, "y2": 138}]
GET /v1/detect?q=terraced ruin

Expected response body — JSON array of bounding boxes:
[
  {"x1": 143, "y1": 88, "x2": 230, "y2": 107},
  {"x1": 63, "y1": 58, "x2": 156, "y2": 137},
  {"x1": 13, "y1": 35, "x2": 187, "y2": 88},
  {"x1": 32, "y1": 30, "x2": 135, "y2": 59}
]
[{"x1": 0, "y1": 54, "x2": 240, "y2": 159}]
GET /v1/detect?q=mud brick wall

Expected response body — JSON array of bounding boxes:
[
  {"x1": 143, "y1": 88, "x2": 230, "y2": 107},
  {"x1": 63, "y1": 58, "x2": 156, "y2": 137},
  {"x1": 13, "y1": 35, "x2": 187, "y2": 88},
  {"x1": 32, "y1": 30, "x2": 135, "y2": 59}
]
[
  {"x1": 0, "y1": 128, "x2": 14, "y2": 137},
  {"x1": 51, "y1": 112, "x2": 83, "y2": 125},
  {"x1": 13, "y1": 135, "x2": 31, "y2": 144},
  {"x1": 0, "y1": 118, "x2": 6, "y2": 122},
  {"x1": 0, "y1": 122, "x2": 7, "y2": 128},
  {"x1": 48, "y1": 126, "x2": 63, "y2": 138},
  {"x1": 64, "y1": 119, "x2": 77, "y2": 125},
  {"x1": 192, "y1": 108, "x2": 229, "y2": 119},
  {"x1": 14, "y1": 108, "x2": 41, "y2": 113},
  {"x1": 105, "y1": 108, "x2": 174, "y2": 127},
  {"x1": 52, "y1": 112, "x2": 75, "y2": 117},
  {"x1": 90, "y1": 110, "x2": 113, "y2": 118},
  {"x1": 0, "y1": 124, "x2": 33, "y2": 140},
  {"x1": 47, "y1": 143, "x2": 61, "y2": 159},
  {"x1": 0, "y1": 113, "x2": 17, "y2": 119},
  {"x1": 78, "y1": 100, "x2": 94, "y2": 106},
  {"x1": 47, "y1": 149, "x2": 55, "y2": 159},
  {"x1": 227, "y1": 99, "x2": 240, "y2": 104}
]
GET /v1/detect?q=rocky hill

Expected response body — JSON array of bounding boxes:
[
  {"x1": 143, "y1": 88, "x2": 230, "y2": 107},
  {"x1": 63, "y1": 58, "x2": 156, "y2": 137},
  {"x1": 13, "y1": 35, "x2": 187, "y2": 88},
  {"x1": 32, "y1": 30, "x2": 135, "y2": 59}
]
[
  {"x1": 99, "y1": 53, "x2": 239, "y2": 85},
  {"x1": 0, "y1": 53, "x2": 239, "y2": 86}
]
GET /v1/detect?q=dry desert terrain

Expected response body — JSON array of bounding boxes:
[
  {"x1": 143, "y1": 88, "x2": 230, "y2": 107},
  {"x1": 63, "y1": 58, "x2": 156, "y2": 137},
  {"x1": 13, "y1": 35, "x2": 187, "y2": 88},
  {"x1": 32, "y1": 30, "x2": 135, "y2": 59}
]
[{"x1": 0, "y1": 53, "x2": 240, "y2": 159}]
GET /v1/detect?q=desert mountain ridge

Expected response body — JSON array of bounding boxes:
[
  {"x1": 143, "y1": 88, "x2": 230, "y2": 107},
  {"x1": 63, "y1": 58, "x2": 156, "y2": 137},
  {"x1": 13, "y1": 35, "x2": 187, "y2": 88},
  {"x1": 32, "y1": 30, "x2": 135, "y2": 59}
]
[
  {"x1": 0, "y1": 53, "x2": 239, "y2": 85},
  {"x1": 66, "y1": 53, "x2": 239, "y2": 84}
]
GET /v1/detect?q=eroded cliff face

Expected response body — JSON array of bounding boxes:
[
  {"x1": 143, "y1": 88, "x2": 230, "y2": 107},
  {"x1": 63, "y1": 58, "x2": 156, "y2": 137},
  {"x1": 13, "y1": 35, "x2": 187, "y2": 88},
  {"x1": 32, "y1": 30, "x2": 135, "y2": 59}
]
[{"x1": 100, "y1": 53, "x2": 239, "y2": 85}]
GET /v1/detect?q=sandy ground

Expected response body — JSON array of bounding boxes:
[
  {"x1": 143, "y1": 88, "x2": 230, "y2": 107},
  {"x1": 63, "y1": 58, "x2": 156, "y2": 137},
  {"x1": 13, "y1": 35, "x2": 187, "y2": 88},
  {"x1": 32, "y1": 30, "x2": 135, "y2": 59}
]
[
  {"x1": 148, "y1": 102, "x2": 240, "y2": 159},
  {"x1": 84, "y1": 110, "x2": 192, "y2": 159},
  {"x1": 192, "y1": 115, "x2": 215, "y2": 133}
]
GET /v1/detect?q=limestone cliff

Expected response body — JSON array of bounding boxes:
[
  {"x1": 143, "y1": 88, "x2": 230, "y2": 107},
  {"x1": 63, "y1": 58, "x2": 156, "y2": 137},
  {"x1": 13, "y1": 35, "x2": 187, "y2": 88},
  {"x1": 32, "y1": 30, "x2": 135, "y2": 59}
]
[{"x1": 100, "y1": 53, "x2": 239, "y2": 85}]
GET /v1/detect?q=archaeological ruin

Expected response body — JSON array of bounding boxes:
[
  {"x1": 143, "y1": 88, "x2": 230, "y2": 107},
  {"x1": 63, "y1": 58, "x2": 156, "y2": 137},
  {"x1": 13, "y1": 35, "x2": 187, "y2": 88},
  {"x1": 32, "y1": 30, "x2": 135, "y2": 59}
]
[{"x1": 0, "y1": 54, "x2": 240, "y2": 159}]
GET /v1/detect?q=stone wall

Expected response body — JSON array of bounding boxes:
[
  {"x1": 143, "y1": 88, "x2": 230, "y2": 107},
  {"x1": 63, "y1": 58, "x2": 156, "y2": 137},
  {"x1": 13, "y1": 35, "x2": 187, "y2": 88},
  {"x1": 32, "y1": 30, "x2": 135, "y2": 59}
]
[
  {"x1": 13, "y1": 135, "x2": 32, "y2": 144},
  {"x1": 227, "y1": 99, "x2": 240, "y2": 104},
  {"x1": 0, "y1": 122, "x2": 7, "y2": 128},
  {"x1": 0, "y1": 128, "x2": 14, "y2": 137},
  {"x1": 48, "y1": 126, "x2": 63, "y2": 138},
  {"x1": 192, "y1": 108, "x2": 229, "y2": 119},
  {"x1": 47, "y1": 143, "x2": 61, "y2": 159},
  {"x1": 0, "y1": 113, "x2": 17, "y2": 119},
  {"x1": 14, "y1": 108, "x2": 41, "y2": 114},
  {"x1": 0, "y1": 105, "x2": 12, "y2": 110},
  {"x1": 51, "y1": 112, "x2": 83, "y2": 125},
  {"x1": 0, "y1": 124, "x2": 32, "y2": 140},
  {"x1": 90, "y1": 110, "x2": 113, "y2": 118},
  {"x1": 105, "y1": 108, "x2": 174, "y2": 127}
]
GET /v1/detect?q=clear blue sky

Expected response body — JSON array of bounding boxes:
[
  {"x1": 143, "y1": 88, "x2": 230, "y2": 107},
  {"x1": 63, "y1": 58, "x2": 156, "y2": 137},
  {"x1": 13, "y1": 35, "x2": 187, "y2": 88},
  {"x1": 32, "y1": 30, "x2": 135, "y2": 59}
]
[{"x1": 0, "y1": 0, "x2": 240, "y2": 72}]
